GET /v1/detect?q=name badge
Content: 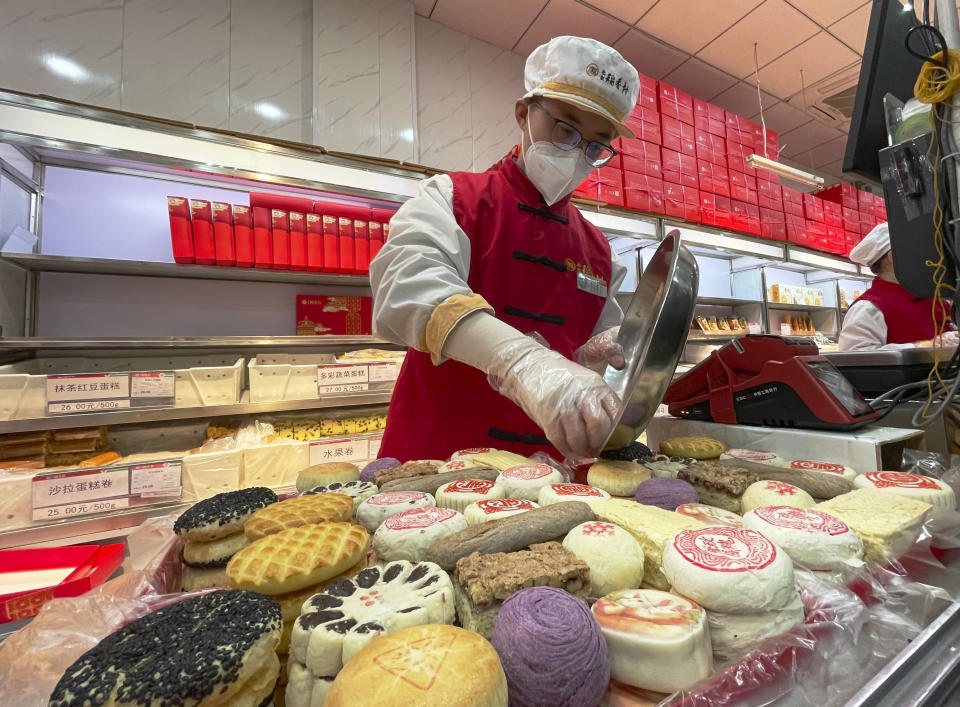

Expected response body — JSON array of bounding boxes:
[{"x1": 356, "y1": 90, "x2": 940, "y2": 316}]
[{"x1": 577, "y1": 271, "x2": 608, "y2": 298}]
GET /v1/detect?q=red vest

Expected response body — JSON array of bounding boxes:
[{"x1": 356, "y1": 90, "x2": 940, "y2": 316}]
[
  {"x1": 379, "y1": 151, "x2": 612, "y2": 462},
  {"x1": 854, "y1": 277, "x2": 950, "y2": 343}
]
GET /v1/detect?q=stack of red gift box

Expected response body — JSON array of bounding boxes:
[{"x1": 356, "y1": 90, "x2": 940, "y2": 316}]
[
  {"x1": 571, "y1": 73, "x2": 886, "y2": 258},
  {"x1": 168, "y1": 192, "x2": 397, "y2": 275}
]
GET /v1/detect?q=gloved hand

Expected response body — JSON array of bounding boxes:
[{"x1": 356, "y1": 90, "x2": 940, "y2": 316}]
[
  {"x1": 935, "y1": 330, "x2": 960, "y2": 348},
  {"x1": 487, "y1": 335, "x2": 621, "y2": 459},
  {"x1": 576, "y1": 326, "x2": 625, "y2": 374}
]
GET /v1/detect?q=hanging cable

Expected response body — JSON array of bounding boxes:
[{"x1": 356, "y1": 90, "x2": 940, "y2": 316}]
[{"x1": 753, "y1": 42, "x2": 769, "y2": 159}]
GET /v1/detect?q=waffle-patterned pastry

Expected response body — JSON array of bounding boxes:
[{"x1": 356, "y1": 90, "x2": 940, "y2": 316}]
[
  {"x1": 49, "y1": 590, "x2": 281, "y2": 707},
  {"x1": 245, "y1": 493, "x2": 354, "y2": 540},
  {"x1": 228, "y1": 522, "x2": 370, "y2": 595},
  {"x1": 289, "y1": 561, "x2": 455, "y2": 682},
  {"x1": 659, "y1": 437, "x2": 726, "y2": 460},
  {"x1": 174, "y1": 487, "x2": 278, "y2": 541}
]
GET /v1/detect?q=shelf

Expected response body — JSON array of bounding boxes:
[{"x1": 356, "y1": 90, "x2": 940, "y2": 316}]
[
  {"x1": 686, "y1": 334, "x2": 739, "y2": 343},
  {"x1": 1, "y1": 252, "x2": 373, "y2": 287},
  {"x1": 0, "y1": 336, "x2": 398, "y2": 352},
  {"x1": 696, "y1": 296, "x2": 763, "y2": 307},
  {"x1": 0, "y1": 391, "x2": 393, "y2": 433},
  {"x1": 766, "y1": 302, "x2": 838, "y2": 313}
]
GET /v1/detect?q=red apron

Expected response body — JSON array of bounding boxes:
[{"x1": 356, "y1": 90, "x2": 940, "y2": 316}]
[
  {"x1": 853, "y1": 278, "x2": 950, "y2": 343},
  {"x1": 380, "y1": 151, "x2": 612, "y2": 462}
]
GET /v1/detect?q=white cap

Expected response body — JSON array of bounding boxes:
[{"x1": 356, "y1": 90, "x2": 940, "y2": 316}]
[
  {"x1": 523, "y1": 36, "x2": 640, "y2": 139},
  {"x1": 849, "y1": 222, "x2": 891, "y2": 267}
]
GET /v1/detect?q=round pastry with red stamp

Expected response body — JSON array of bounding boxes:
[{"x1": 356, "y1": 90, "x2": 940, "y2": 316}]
[
  {"x1": 449, "y1": 447, "x2": 498, "y2": 462},
  {"x1": 563, "y1": 521, "x2": 644, "y2": 596},
  {"x1": 788, "y1": 459, "x2": 857, "y2": 481},
  {"x1": 496, "y1": 464, "x2": 564, "y2": 501},
  {"x1": 356, "y1": 491, "x2": 436, "y2": 532},
  {"x1": 661, "y1": 526, "x2": 797, "y2": 613},
  {"x1": 538, "y1": 483, "x2": 612, "y2": 506},
  {"x1": 742, "y1": 505, "x2": 864, "y2": 570},
  {"x1": 439, "y1": 458, "x2": 484, "y2": 474},
  {"x1": 720, "y1": 448, "x2": 788, "y2": 467},
  {"x1": 371, "y1": 506, "x2": 468, "y2": 562},
  {"x1": 854, "y1": 471, "x2": 956, "y2": 509},
  {"x1": 675, "y1": 502, "x2": 743, "y2": 528},
  {"x1": 463, "y1": 498, "x2": 539, "y2": 525},
  {"x1": 741, "y1": 479, "x2": 815, "y2": 513},
  {"x1": 435, "y1": 478, "x2": 506, "y2": 512}
]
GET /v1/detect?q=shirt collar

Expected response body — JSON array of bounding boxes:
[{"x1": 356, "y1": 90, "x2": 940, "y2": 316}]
[{"x1": 492, "y1": 147, "x2": 575, "y2": 212}]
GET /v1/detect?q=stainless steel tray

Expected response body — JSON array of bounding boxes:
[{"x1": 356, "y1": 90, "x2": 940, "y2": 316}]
[{"x1": 601, "y1": 230, "x2": 699, "y2": 449}]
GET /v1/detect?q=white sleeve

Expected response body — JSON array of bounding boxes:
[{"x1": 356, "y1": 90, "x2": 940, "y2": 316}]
[
  {"x1": 369, "y1": 174, "x2": 471, "y2": 348},
  {"x1": 593, "y1": 255, "x2": 627, "y2": 335},
  {"x1": 838, "y1": 301, "x2": 917, "y2": 351}
]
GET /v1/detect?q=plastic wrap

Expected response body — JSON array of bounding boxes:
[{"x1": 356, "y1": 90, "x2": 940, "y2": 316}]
[{"x1": 576, "y1": 326, "x2": 625, "y2": 374}]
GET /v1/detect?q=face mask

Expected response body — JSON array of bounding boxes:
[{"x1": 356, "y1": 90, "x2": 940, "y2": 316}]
[{"x1": 522, "y1": 117, "x2": 595, "y2": 206}]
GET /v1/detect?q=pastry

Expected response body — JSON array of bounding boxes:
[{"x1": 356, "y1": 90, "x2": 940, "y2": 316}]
[
  {"x1": 788, "y1": 459, "x2": 858, "y2": 481},
  {"x1": 491, "y1": 586, "x2": 609, "y2": 707},
  {"x1": 562, "y1": 521, "x2": 644, "y2": 596},
  {"x1": 425, "y1": 501, "x2": 595, "y2": 570},
  {"x1": 633, "y1": 478, "x2": 698, "y2": 510},
  {"x1": 228, "y1": 521, "x2": 369, "y2": 595},
  {"x1": 600, "y1": 441, "x2": 653, "y2": 463},
  {"x1": 296, "y1": 462, "x2": 360, "y2": 493},
  {"x1": 245, "y1": 493, "x2": 354, "y2": 540},
  {"x1": 707, "y1": 592, "x2": 804, "y2": 662},
  {"x1": 180, "y1": 565, "x2": 229, "y2": 591},
  {"x1": 720, "y1": 449, "x2": 787, "y2": 467},
  {"x1": 496, "y1": 464, "x2": 564, "y2": 501},
  {"x1": 378, "y1": 467, "x2": 500, "y2": 495},
  {"x1": 587, "y1": 460, "x2": 651, "y2": 496},
  {"x1": 450, "y1": 447, "x2": 499, "y2": 462},
  {"x1": 373, "y1": 461, "x2": 439, "y2": 486},
  {"x1": 324, "y1": 624, "x2": 508, "y2": 707},
  {"x1": 174, "y1": 487, "x2": 278, "y2": 541},
  {"x1": 853, "y1": 471, "x2": 956, "y2": 509},
  {"x1": 273, "y1": 555, "x2": 368, "y2": 620},
  {"x1": 604, "y1": 424, "x2": 638, "y2": 450},
  {"x1": 439, "y1": 458, "x2": 485, "y2": 473},
  {"x1": 592, "y1": 589, "x2": 712, "y2": 693},
  {"x1": 638, "y1": 454, "x2": 694, "y2": 479},
  {"x1": 742, "y1": 505, "x2": 864, "y2": 570},
  {"x1": 817, "y1": 488, "x2": 932, "y2": 561},
  {"x1": 538, "y1": 483, "x2": 611, "y2": 506},
  {"x1": 675, "y1": 502, "x2": 742, "y2": 527},
  {"x1": 464, "y1": 498, "x2": 539, "y2": 525},
  {"x1": 741, "y1": 480, "x2": 815, "y2": 513},
  {"x1": 287, "y1": 659, "x2": 333, "y2": 707},
  {"x1": 372, "y1": 506, "x2": 468, "y2": 561},
  {"x1": 290, "y1": 561, "x2": 455, "y2": 681},
  {"x1": 677, "y1": 462, "x2": 758, "y2": 512},
  {"x1": 453, "y1": 542, "x2": 590, "y2": 639},
  {"x1": 659, "y1": 437, "x2": 726, "y2": 460},
  {"x1": 662, "y1": 526, "x2": 796, "y2": 613},
  {"x1": 182, "y1": 531, "x2": 249, "y2": 568},
  {"x1": 720, "y1": 459, "x2": 854, "y2": 499},
  {"x1": 591, "y1": 499, "x2": 705, "y2": 591},
  {"x1": 435, "y1": 478, "x2": 506, "y2": 511},
  {"x1": 50, "y1": 590, "x2": 281, "y2": 707},
  {"x1": 472, "y1": 450, "x2": 531, "y2": 471},
  {"x1": 303, "y1": 480, "x2": 378, "y2": 510},
  {"x1": 357, "y1": 491, "x2": 436, "y2": 532},
  {"x1": 359, "y1": 457, "x2": 401, "y2": 483}
]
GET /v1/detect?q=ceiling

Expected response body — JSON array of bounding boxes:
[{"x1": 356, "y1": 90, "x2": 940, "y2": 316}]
[{"x1": 413, "y1": 0, "x2": 893, "y2": 185}]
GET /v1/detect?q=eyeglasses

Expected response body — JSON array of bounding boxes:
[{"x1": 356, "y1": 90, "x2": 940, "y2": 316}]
[{"x1": 530, "y1": 101, "x2": 617, "y2": 168}]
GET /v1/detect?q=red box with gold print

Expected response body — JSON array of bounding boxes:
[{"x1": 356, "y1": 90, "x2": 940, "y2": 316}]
[
  {"x1": 662, "y1": 150, "x2": 698, "y2": 189},
  {"x1": 696, "y1": 161, "x2": 730, "y2": 197},
  {"x1": 575, "y1": 166, "x2": 624, "y2": 206},
  {"x1": 625, "y1": 107, "x2": 661, "y2": 146},
  {"x1": 695, "y1": 130, "x2": 727, "y2": 167},
  {"x1": 661, "y1": 116, "x2": 696, "y2": 156},
  {"x1": 658, "y1": 82, "x2": 694, "y2": 124},
  {"x1": 637, "y1": 72, "x2": 658, "y2": 111},
  {"x1": 306, "y1": 213, "x2": 324, "y2": 272},
  {"x1": 370, "y1": 207, "x2": 396, "y2": 262},
  {"x1": 296, "y1": 295, "x2": 373, "y2": 335},
  {"x1": 353, "y1": 218, "x2": 370, "y2": 275},
  {"x1": 620, "y1": 140, "x2": 661, "y2": 178},
  {"x1": 271, "y1": 209, "x2": 290, "y2": 270},
  {"x1": 368, "y1": 220, "x2": 384, "y2": 263},
  {"x1": 233, "y1": 205, "x2": 254, "y2": 268},
  {"x1": 252, "y1": 207, "x2": 273, "y2": 269},
  {"x1": 211, "y1": 202, "x2": 235, "y2": 266},
  {"x1": 319, "y1": 213, "x2": 340, "y2": 272},
  {"x1": 694, "y1": 100, "x2": 726, "y2": 137},
  {"x1": 623, "y1": 171, "x2": 664, "y2": 214},
  {"x1": 167, "y1": 196, "x2": 194, "y2": 264},
  {"x1": 289, "y1": 212, "x2": 307, "y2": 271},
  {"x1": 189, "y1": 200, "x2": 216, "y2": 265},
  {"x1": 663, "y1": 183, "x2": 700, "y2": 221}
]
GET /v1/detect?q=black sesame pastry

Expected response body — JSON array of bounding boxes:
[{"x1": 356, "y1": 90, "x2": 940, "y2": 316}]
[{"x1": 173, "y1": 487, "x2": 277, "y2": 541}]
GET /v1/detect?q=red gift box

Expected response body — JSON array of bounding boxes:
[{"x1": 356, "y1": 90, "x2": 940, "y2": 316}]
[
  {"x1": 625, "y1": 107, "x2": 661, "y2": 145},
  {"x1": 637, "y1": 73, "x2": 658, "y2": 111},
  {"x1": 306, "y1": 213, "x2": 323, "y2": 272},
  {"x1": 857, "y1": 189, "x2": 874, "y2": 210},
  {"x1": 296, "y1": 295, "x2": 373, "y2": 335},
  {"x1": 700, "y1": 192, "x2": 718, "y2": 226},
  {"x1": 369, "y1": 207, "x2": 396, "y2": 264},
  {"x1": 664, "y1": 183, "x2": 700, "y2": 221},
  {"x1": 233, "y1": 204, "x2": 254, "y2": 268},
  {"x1": 621, "y1": 140, "x2": 662, "y2": 178},
  {"x1": 313, "y1": 202, "x2": 344, "y2": 273},
  {"x1": 661, "y1": 116, "x2": 696, "y2": 156},
  {"x1": 803, "y1": 193, "x2": 825, "y2": 222},
  {"x1": 731, "y1": 199, "x2": 760, "y2": 235},
  {"x1": 860, "y1": 211, "x2": 878, "y2": 233},
  {"x1": 729, "y1": 170, "x2": 758, "y2": 204},
  {"x1": 289, "y1": 211, "x2": 307, "y2": 271},
  {"x1": 189, "y1": 200, "x2": 216, "y2": 265},
  {"x1": 713, "y1": 194, "x2": 733, "y2": 229},
  {"x1": 662, "y1": 149, "x2": 698, "y2": 189},
  {"x1": 757, "y1": 180, "x2": 782, "y2": 211},
  {"x1": 760, "y1": 207, "x2": 786, "y2": 241},
  {"x1": 786, "y1": 215, "x2": 807, "y2": 245},
  {"x1": 353, "y1": 218, "x2": 370, "y2": 276},
  {"x1": 760, "y1": 130, "x2": 779, "y2": 160},
  {"x1": 368, "y1": 220, "x2": 384, "y2": 263},
  {"x1": 623, "y1": 171, "x2": 665, "y2": 214},
  {"x1": 167, "y1": 196, "x2": 194, "y2": 264},
  {"x1": 806, "y1": 220, "x2": 828, "y2": 251},
  {"x1": 211, "y1": 201, "x2": 236, "y2": 266},
  {"x1": 697, "y1": 160, "x2": 730, "y2": 197},
  {"x1": 249, "y1": 192, "x2": 313, "y2": 213},
  {"x1": 695, "y1": 130, "x2": 727, "y2": 167},
  {"x1": 726, "y1": 141, "x2": 756, "y2": 175},
  {"x1": 575, "y1": 166, "x2": 624, "y2": 206},
  {"x1": 826, "y1": 225, "x2": 846, "y2": 254},
  {"x1": 271, "y1": 209, "x2": 291, "y2": 270},
  {"x1": 658, "y1": 82, "x2": 695, "y2": 125},
  {"x1": 252, "y1": 206, "x2": 273, "y2": 269},
  {"x1": 694, "y1": 100, "x2": 726, "y2": 137}
]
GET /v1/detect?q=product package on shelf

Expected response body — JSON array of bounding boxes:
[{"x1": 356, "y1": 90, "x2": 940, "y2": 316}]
[
  {"x1": 314, "y1": 202, "x2": 371, "y2": 275},
  {"x1": 623, "y1": 172, "x2": 665, "y2": 214},
  {"x1": 625, "y1": 106, "x2": 661, "y2": 146},
  {"x1": 663, "y1": 183, "x2": 700, "y2": 222},
  {"x1": 295, "y1": 295, "x2": 373, "y2": 336},
  {"x1": 726, "y1": 140, "x2": 756, "y2": 176},
  {"x1": 288, "y1": 211, "x2": 307, "y2": 271},
  {"x1": 694, "y1": 99, "x2": 726, "y2": 137},
  {"x1": 726, "y1": 112, "x2": 759, "y2": 148},
  {"x1": 189, "y1": 200, "x2": 216, "y2": 265},
  {"x1": 661, "y1": 116, "x2": 696, "y2": 156},
  {"x1": 806, "y1": 220, "x2": 829, "y2": 251},
  {"x1": 306, "y1": 213, "x2": 324, "y2": 271},
  {"x1": 166, "y1": 196, "x2": 194, "y2": 264},
  {"x1": 251, "y1": 206, "x2": 273, "y2": 269},
  {"x1": 368, "y1": 219, "x2": 384, "y2": 263},
  {"x1": 695, "y1": 131, "x2": 727, "y2": 167},
  {"x1": 619, "y1": 139, "x2": 662, "y2": 179},
  {"x1": 696, "y1": 161, "x2": 730, "y2": 197},
  {"x1": 232, "y1": 205, "x2": 254, "y2": 268},
  {"x1": 576, "y1": 166, "x2": 624, "y2": 206},
  {"x1": 249, "y1": 192, "x2": 314, "y2": 213},
  {"x1": 782, "y1": 186, "x2": 805, "y2": 218},
  {"x1": 803, "y1": 193, "x2": 825, "y2": 222},
  {"x1": 270, "y1": 209, "x2": 291, "y2": 270},
  {"x1": 662, "y1": 150, "x2": 698, "y2": 190},
  {"x1": 731, "y1": 200, "x2": 761, "y2": 235},
  {"x1": 758, "y1": 181, "x2": 783, "y2": 211},
  {"x1": 353, "y1": 217, "x2": 370, "y2": 276},
  {"x1": 658, "y1": 82, "x2": 695, "y2": 125},
  {"x1": 760, "y1": 208, "x2": 786, "y2": 242},
  {"x1": 730, "y1": 170, "x2": 758, "y2": 205},
  {"x1": 786, "y1": 215, "x2": 807, "y2": 246},
  {"x1": 315, "y1": 206, "x2": 340, "y2": 273},
  {"x1": 210, "y1": 202, "x2": 236, "y2": 266},
  {"x1": 637, "y1": 72, "x2": 658, "y2": 111}
]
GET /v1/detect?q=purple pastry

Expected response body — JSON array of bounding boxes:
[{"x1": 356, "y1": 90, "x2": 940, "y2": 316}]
[
  {"x1": 634, "y1": 477, "x2": 698, "y2": 510},
  {"x1": 491, "y1": 586, "x2": 609, "y2": 707},
  {"x1": 359, "y1": 457, "x2": 401, "y2": 482}
]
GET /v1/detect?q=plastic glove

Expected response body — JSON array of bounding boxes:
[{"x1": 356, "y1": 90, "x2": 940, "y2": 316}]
[
  {"x1": 576, "y1": 326, "x2": 626, "y2": 374},
  {"x1": 935, "y1": 331, "x2": 960, "y2": 348},
  {"x1": 487, "y1": 335, "x2": 621, "y2": 460}
]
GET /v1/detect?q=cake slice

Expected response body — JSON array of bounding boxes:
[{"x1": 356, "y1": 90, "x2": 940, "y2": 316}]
[
  {"x1": 677, "y1": 462, "x2": 758, "y2": 513},
  {"x1": 453, "y1": 542, "x2": 590, "y2": 639}
]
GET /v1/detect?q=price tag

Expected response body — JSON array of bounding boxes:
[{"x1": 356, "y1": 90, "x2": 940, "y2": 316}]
[
  {"x1": 317, "y1": 364, "x2": 370, "y2": 396},
  {"x1": 131, "y1": 372, "x2": 176, "y2": 406},
  {"x1": 309, "y1": 438, "x2": 370, "y2": 465},
  {"x1": 46, "y1": 374, "x2": 129, "y2": 415},
  {"x1": 130, "y1": 461, "x2": 182, "y2": 497},
  {"x1": 780, "y1": 323, "x2": 792, "y2": 336},
  {"x1": 368, "y1": 362, "x2": 398, "y2": 383},
  {"x1": 368, "y1": 434, "x2": 383, "y2": 459},
  {"x1": 34, "y1": 498, "x2": 130, "y2": 522}
]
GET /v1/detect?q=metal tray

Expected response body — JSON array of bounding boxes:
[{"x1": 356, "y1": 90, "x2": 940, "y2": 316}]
[{"x1": 601, "y1": 230, "x2": 699, "y2": 449}]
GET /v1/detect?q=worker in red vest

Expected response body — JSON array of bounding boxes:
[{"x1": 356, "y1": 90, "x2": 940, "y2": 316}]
[
  {"x1": 839, "y1": 222, "x2": 956, "y2": 350},
  {"x1": 370, "y1": 37, "x2": 639, "y2": 462}
]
